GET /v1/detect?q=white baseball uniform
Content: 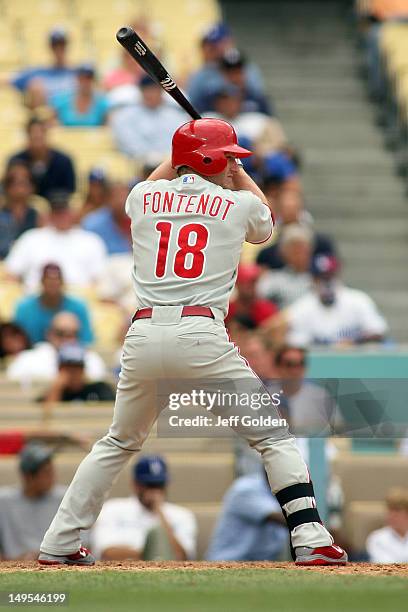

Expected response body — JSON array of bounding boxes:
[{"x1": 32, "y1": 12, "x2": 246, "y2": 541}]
[{"x1": 41, "y1": 173, "x2": 332, "y2": 556}]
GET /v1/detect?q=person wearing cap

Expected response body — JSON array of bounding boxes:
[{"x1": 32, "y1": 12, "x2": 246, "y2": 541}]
[
  {"x1": 8, "y1": 117, "x2": 76, "y2": 200},
  {"x1": 91, "y1": 455, "x2": 197, "y2": 560},
  {"x1": 7, "y1": 312, "x2": 106, "y2": 384},
  {"x1": 225, "y1": 264, "x2": 278, "y2": 329},
  {"x1": 257, "y1": 224, "x2": 314, "y2": 309},
  {"x1": 82, "y1": 181, "x2": 132, "y2": 255},
  {"x1": 285, "y1": 255, "x2": 388, "y2": 347},
  {"x1": 218, "y1": 48, "x2": 272, "y2": 116},
  {"x1": 50, "y1": 63, "x2": 108, "y2": 127},
  {"x1": 10, "y1": 27, "x2": 76, "y2": 102},
  {"x1": 0, "y1": 443, "x2": 65, "y2": 560},
  {"x1": 13, "y1": 263, "x2": 94, "y2": 345},
  {"x1": 5, "y1": 189, "x2": 107, "y2": 291},
  {"x1": 40, "y1": 342, "x2": 114, "y2": 403},
  {"x1": 109, "y1": 75, "x2": 187, "y2": 160},
  {"x1": 187, "y1": 23, "x2": 265, "y2": 114},
  {"x1": 80, "y1": 168, "x2": 110, "y2": 218}
]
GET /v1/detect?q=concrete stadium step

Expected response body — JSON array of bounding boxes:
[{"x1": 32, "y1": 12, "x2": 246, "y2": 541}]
[
  {"x1": 0, "y1": 452, "x2": 235, "y2": 504},
  {"x1": 316, "y1": 218, "x2": 408, "y2": 240},
  {"x1": 223, "y1": 0, "x2": 408, "y2": 340}
]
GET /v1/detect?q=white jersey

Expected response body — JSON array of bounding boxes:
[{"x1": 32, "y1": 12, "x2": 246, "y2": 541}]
[{"x1": 125, "y1": 174, "x2": 273, "y2": 315}]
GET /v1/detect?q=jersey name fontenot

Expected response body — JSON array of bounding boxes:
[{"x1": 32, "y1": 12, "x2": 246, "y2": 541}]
[{"x1": 126, "y1": 174, "x2": 272, "y2": 315}]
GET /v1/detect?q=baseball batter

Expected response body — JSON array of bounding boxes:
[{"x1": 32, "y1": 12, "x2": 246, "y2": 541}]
[{"x1": 38, "y1": 119, "x2": 347, "y2": 566}]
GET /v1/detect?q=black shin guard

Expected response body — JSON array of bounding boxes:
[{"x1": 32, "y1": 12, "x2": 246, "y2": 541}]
[{"x1": 275, "y1": 482, "x2": 321, "y2": 560}]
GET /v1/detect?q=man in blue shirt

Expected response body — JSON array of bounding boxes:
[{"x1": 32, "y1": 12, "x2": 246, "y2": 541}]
[
  {"x1": 206, "y1": 471, "x2": 288, "y2": 561},
  {"x1": 14, "y1": 263, "x2": 94, "y2": 345},
  {"x1": 81, "y1": 181, "x2": 132, "y2": 255},
  {"x1": 11, "y1": 28, "x2": 76, "y2": 101}
]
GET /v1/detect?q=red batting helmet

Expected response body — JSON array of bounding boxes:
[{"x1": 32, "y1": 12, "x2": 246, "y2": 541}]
[{"x1": 172, "y1": 118, "x2": 252, "y2": 176}]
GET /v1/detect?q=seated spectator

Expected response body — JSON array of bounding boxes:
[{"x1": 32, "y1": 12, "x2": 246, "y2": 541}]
[
  {"x1": 40, "y1": 343, "x2": 115, "y2": 403},
  {"x1": 187, "y1": 23, "x2": 265, "y2": 114},
  {"x1": 92, "y1": 455, "x2": 197, "y2": 560},
  {"x1": 217, "y1": 48, "x2": 272, "y2": 115},
  {"x1": 14, "y1": 263, "x2": 94, "y2": 345},
  {"x1": 109, "y1": 75, "x2": 186, "y2": 160},
  {"x1": 366, "y1": 488, "x2": 408, "y2": 563},
  {"x1": 210, "y1": 87, "x2": 287, "y2": 157},
  {"x1": 80, "y1": 168, "x2": 110, "y2": 218},
  {"x1": 358, "y1": 1, "x2": 408, "y2": 101},
  {"x1": 8, "y1": 117, "x2": 75, "y2": 199},
  {"x1": 50, "y1": 64, "x2": 108, "y2": 127},
  {"x1": 0, "y1": 161, "x2": 40, "y2": 259},
  {"x1": 10, "y1": 28, "x2": 76, "y2": 104},
  {"x1": 206, "y1": 471, "x2": 287, "y2": 560},
  {"x1": 7, "y1": 312, "x2": 106, "y2": 383},
  {"x1": 5, "y1": 191, "x2": 107, "y2": 291},
  {"x1": 273, "y1": 344, "x2": 342, "y2": 437},
  {"x1": 257, "y1": 224, "x2": 314, "y2": 308},
  {"x1": 103, "y1": 48, "x2": 144, "y2": 91},
  {"x1": 285, "y1": 255, "x2": 388, "y2": 346},
  {"x1": 225, "y1": 264, "x2": 278, "y2": 329},
  {"x1": 259, "y1": 157, "x2": 301, "y2": 206},
  {"x1": 257, "y1": 189, "x2": 336, "y2": 270},
  {"x1": 0, "y1": 443, "x2": 65, "y2": 560},
  {"x1": 82, "y1": 181, "x2": 131, "y2": 254},
  {"x1": 0, "y1": 323, "x2": 31, "y2": 362}
]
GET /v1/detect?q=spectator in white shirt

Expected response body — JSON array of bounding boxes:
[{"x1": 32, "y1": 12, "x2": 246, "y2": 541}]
[
  {"x1": 91, "y1": 455, "x2": 197, "y2": 561},
  {"x1": 7, "y1": 312, "x2": 106, "y2": 384},
  {"x1": 109, "y1": 75, "x2": 187, "y2": 162},
  {"x1": 285, "y1": 255, "x2": 388, "y2": 347},
  {"x1": 366, "y1": 488, "x2": 408, "y2": 563},
  {"x1": 257, "y1": 224, "x2": 314, "y2": 308},
  {"x1": 5, "y1": 192, "x2": 107, "y2": 292}
]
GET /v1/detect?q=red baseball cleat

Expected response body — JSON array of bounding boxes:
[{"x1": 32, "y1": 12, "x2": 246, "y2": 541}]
[
  {"x1": 38, "y1": 546, "x2": 95, "y2": 566},
  {"x1": 295, "y1": 544, "x2": 348, "y2": 566}
]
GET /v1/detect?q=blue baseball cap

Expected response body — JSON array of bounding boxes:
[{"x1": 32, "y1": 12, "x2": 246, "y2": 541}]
[
  {"x1": 202, "y1": 23, "x2": 231, "y2": 45},
  {"x1": 49, "y1": 27, "x2": 68, "y2": 45},
  {"x1": 88, "y1": 167, "x2": 107, "y2": 183},
  {"x1": 58, "y1": 343, "x2": 85, "y2": 367},
  {"x1": 263, "y1": 152, "x2": 297, "y2": 184},
  {"x1": 20, "y1": 443, "x2": 54, "y2": 475},
  {"x1": 133, "y1": 455, "x2": 168, "y2": 486}
]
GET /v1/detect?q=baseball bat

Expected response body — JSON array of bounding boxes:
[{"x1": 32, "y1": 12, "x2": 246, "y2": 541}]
[{"x1": 116, "y1": 26, "x2": 201, "y2": 120}]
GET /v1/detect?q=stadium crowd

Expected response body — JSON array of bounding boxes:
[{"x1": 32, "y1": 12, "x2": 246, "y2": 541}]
[{"x1": 0, "y1": 10, "x2": 404, "y2": 565}]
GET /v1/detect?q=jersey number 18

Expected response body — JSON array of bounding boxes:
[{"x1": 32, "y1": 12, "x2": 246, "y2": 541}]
[{"x1": 155, "y1": 221, "x2": 209, "y2": 279}]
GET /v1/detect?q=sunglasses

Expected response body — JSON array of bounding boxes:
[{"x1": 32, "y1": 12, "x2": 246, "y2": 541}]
[
  {"x1": 52, "y1": 328, "x2": 78, "y2": 338},
  {"x1": 280, "y1": 360, "x2": 306, "y2": 368}
]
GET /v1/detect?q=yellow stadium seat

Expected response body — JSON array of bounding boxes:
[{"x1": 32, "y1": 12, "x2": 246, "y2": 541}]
[
  {"x1": 5, "y1": 0, "x2": 69, "y2": 21},
  {"x1": 0, "y1": 31, "x2": 24, "y2": 70},
  {"x1": 0, "y1": 281, "x2": 24, "y2": 320},
  {"x1": 50, "y1": 126, "x2": 114, "y2": 151}
]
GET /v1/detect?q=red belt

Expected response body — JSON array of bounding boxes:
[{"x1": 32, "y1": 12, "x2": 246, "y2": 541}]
[{"x1": 132, "y1": 306, "x2": 214, "y2": 323}]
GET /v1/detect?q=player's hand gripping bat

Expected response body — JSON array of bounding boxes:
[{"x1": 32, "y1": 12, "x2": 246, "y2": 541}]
[{"x1": 116, "y1": 26, "x2": 201, "y2": 120}]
